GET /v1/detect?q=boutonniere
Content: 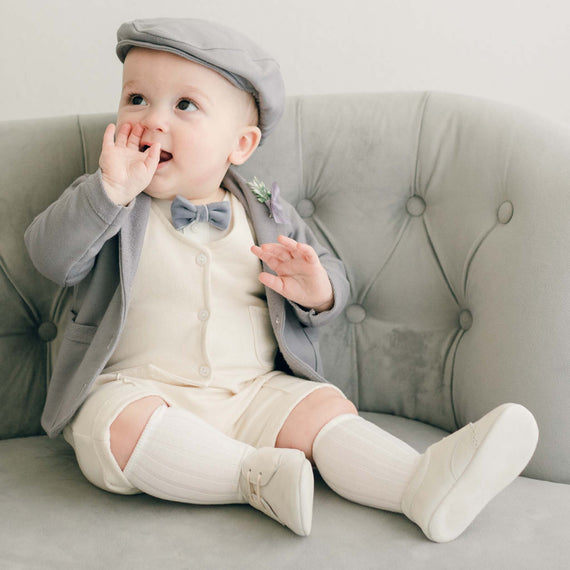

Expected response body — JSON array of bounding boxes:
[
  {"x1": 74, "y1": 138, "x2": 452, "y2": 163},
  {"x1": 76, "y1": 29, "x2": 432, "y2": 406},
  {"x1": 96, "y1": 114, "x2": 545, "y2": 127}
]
[{"x1": 247, "y1": 177, "x2": 289, "y2": 225}]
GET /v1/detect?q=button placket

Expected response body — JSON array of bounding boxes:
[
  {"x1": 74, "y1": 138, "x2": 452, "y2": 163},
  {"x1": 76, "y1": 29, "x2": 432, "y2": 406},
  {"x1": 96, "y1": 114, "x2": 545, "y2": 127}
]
[{"x1": 195, "y1": 245, "x2": 212, "y2": 381}]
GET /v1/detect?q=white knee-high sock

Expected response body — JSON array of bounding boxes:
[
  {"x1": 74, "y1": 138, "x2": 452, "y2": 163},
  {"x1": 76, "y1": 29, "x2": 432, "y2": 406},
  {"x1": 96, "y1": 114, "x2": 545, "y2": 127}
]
[
  {"x1": 123, "y1": 405, "x2": 254, "y2": 504},
  {"x1": 312, "y1": 414, "x2": 421, "y2": 512}
]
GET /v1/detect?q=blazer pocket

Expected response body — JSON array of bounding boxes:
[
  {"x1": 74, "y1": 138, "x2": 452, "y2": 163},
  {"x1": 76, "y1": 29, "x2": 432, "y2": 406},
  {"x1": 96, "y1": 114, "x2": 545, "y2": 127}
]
[
  {"x1": 249, "y1": 306, "x2": 278, "y2": 367},
  {"x1": 64, "y1": 320, "x2": 98, "y2": 344}
]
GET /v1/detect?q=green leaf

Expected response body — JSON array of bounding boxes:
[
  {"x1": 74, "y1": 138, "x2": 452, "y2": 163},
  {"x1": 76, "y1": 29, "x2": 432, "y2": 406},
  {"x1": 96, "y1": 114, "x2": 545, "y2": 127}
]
[{"x1": 247, "y1": 176, "x2": 271, "y2": 203}]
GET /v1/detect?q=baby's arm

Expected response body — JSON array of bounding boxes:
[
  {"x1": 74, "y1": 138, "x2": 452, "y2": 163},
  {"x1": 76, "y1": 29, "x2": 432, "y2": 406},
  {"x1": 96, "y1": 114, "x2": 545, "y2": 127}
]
[
  {"x1": 250, "y1": 200, "x2": 350, "y2": 323},
  {"x1": 99, "y1": 123, "x2": 160, "y2": 206},
  {"x1": 24, "y1": 123, "x2": 157, "y2": 287},
  {"x1": 251, "y1": 235, "x2": 334, "y2": 312},
  {"x1": 24, "y1": 170, "x2": 125, "y2": 287}
]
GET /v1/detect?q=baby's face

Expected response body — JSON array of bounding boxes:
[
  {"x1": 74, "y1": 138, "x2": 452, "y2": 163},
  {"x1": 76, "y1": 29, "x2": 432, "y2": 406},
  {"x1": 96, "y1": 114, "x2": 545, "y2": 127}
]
[{"x1": 117, "y1": 48, "x2": 257, "y2": 202}]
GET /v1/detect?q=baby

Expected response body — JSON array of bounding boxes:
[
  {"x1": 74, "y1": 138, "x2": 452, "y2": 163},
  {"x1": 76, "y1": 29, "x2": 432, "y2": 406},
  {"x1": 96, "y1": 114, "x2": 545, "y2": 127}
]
[{"x1": 25, "y1": 18, "x2": 539, "y2": 542}]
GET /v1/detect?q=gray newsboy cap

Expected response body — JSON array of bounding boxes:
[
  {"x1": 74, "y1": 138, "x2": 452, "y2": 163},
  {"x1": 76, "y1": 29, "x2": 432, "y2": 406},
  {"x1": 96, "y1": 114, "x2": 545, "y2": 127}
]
[{"x1": 116, "y1": 18, "x2": 285, "y2": 141}]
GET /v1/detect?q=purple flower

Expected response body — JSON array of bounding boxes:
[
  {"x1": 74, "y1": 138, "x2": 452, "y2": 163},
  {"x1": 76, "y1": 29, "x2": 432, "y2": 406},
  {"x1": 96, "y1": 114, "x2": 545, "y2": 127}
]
[
  {"x1": 247, "y1": 177, "x2": 289, "y2": 224},
  {"x1": 267, "y1": 182, "x2": 288, "y2": 224}
]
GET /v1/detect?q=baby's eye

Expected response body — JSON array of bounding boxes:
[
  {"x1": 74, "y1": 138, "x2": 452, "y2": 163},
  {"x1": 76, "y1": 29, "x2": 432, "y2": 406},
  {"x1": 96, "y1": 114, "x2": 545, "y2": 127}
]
[
  {"x1": 129, "y1": 94, "x2": 147, "y2": 106},
  {"x1": 177, "y1": 99, "x2": 198, "y2": 112}
]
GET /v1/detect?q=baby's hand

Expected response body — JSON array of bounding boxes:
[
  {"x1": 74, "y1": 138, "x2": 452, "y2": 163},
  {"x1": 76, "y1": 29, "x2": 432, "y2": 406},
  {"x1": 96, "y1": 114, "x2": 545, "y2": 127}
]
[
  {"x1": 251, "y1": 235, "x2": 334, "y2": 312},
  {"x1": 99, "y1": 123, "x2": 160, "y2": 206}
]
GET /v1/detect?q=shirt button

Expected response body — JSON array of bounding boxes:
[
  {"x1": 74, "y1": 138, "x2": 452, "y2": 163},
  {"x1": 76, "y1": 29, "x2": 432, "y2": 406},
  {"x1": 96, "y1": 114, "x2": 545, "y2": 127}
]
[
  {"x1": 199, "y1": 366, "x2": 210, "y2": 377},
  {"x1": 196, "y1": 253, "x2": 208, "y2": 266},
  {"x1": 198, "y1": 309, "x2": 210, "y2": 321}
]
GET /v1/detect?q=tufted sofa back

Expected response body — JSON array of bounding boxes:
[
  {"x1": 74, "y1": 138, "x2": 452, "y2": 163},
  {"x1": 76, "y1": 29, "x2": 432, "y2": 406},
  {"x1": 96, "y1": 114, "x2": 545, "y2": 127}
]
[{"x1": 1, "y1": 92, "x2": 569, "y2": 483}]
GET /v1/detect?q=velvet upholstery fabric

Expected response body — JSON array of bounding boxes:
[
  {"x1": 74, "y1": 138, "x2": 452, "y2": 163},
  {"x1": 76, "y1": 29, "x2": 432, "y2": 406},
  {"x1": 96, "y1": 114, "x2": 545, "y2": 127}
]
[{"x1": 1, "y1": 92, "x2": 569, "y2": 568}]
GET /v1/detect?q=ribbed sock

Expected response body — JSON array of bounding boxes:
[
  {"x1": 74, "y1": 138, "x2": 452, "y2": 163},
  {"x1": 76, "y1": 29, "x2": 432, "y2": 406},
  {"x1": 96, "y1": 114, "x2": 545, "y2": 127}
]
[
  {"x1": 312, "y1": 414, "x2": 421, "y2": 512},
  {"x1": 123, "y1": 405, "x2": 254, "y2": 504}
]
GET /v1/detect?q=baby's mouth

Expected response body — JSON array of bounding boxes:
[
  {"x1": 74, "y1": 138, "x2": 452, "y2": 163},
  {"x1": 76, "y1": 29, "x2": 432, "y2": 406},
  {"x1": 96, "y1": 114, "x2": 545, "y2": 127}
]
[
  {"x1": 140, "y1": 145, "x2": 173, "y2": 163},
  {"x1": 159, "y1": 150, "x2": 173, "y2": 163}
]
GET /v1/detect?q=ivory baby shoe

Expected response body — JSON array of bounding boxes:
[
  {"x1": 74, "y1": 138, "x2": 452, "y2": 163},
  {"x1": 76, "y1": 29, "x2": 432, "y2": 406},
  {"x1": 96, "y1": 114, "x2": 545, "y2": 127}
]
[
  {"x1": 239, "y1": 447, "x2": 314, "y2": 536},
  {"x1": 402, "y1": 403, "x2": 539, "y2": 543}
]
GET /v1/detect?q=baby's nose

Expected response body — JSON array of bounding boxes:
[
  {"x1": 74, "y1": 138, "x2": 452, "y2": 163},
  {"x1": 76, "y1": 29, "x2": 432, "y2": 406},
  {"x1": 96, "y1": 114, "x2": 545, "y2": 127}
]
[{"x1": 141, "y1": 106, "x2": 169, "y2": 133}]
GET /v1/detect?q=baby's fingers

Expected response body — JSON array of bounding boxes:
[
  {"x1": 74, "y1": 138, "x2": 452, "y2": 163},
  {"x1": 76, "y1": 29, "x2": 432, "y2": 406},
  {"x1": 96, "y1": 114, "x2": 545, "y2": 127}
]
[
  {"x1": 114, "y1": 123, "x2": 132, "y2": 147},
  {"x1": 127, "y1": 123, "x2": 145, "y2": 151},
  {"x1": 102, "y1": 123, "x2": 117, "y2": 148},
  {"x1": 144, "y1": 142, "x2": 161, "y2": 170},
  {"x1": 253, "y1": 242, "x2": 292, "y2": 263},
  {"x1": 257, "y1": 271, "x2": 285, "y2": 295},
  {"x1": 277, "y1": 235, "x2": 319, "y2": 265},
  {"x1": 295, "y1": 242, "x2": 320, "y2": 264},
  {"x1": 277, "y1": 235, "x2": 298, "y2": 251},
  {"x1": 251, "y1": 245, "x2": 277, "y2": 269}
]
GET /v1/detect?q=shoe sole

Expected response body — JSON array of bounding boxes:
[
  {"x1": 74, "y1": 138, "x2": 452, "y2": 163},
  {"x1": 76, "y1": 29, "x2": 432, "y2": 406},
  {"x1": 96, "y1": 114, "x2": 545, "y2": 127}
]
[
  {"x1": 425, "y1": 403, "x2": 539, "y2": 542},
  {"x1": 294, "y1": 456, "x2": 314, "y2": 536},
  {"x1": 268, "y1": 452, "x2": 314, "y2": 536}
]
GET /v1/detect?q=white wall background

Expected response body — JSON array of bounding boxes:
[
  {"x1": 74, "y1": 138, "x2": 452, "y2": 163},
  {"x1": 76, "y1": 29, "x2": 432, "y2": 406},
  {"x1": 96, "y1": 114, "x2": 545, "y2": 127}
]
[{"x1": 2, "y1": 0, "x2": 570, "y2": 125}]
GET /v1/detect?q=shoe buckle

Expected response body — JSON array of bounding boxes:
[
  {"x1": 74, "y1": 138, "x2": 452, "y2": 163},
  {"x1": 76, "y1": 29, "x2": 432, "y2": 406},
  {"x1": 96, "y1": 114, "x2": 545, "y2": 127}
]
[{"x1": 247, "y1": 469, "x2": 263, "y2": 504}]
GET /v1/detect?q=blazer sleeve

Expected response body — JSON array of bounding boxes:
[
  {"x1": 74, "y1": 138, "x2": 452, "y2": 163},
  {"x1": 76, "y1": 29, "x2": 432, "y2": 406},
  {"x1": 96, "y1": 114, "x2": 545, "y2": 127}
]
[
  {"x1": 280, "y1": 200, "x2": 350, "y2": 327},
  {"x1": 24, "y1": 170, "x2": 135, "y2": 287}
]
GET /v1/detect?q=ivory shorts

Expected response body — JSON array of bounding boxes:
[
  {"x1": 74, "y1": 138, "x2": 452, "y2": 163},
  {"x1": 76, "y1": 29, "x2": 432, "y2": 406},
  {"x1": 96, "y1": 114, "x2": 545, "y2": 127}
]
[{"x1": 63, "y1": 369, "x2": 344, "y2": 495}]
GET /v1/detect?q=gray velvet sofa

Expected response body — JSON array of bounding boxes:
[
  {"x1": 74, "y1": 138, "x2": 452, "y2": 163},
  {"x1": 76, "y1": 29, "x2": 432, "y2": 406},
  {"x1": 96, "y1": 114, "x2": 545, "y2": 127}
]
[{"x1": 1, "y1": 92, "x2": 569, "y2": 569}]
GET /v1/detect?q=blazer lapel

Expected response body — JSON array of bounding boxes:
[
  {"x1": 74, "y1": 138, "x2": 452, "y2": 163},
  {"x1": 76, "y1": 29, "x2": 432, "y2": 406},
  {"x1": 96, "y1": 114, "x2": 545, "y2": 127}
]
[{"x1": 223, "y1": 168, "x2": 279, "y2": 247}]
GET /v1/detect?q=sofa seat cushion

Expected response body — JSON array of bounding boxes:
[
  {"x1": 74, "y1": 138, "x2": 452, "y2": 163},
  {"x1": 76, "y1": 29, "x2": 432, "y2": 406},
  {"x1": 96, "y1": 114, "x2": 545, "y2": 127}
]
[{"x1": 1, "y1": 412, "x2": 568, "y2": 569}]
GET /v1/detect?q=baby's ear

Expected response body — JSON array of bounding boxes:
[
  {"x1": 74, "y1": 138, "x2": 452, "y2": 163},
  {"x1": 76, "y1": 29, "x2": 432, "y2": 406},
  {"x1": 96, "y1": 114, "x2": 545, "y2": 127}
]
[{"x1": 229, "y1": 126, "x2": 262, "y2": 166}]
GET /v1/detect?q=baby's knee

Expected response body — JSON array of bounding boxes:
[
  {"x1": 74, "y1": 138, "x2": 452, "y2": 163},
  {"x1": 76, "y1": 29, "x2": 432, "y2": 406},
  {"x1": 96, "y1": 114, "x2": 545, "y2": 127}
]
[
  {"x1": 110, "y1": 395, "x2": 167, "y2": 470},
  {"x1": 303, "y1": 388, "x2": 358, "y2": 424},
  {"x1": 317, "y1": 388, "x2": 358, "y2": 417},
  {"x1": 277, "y1": 387, "x2": 357, "y2": 461}
]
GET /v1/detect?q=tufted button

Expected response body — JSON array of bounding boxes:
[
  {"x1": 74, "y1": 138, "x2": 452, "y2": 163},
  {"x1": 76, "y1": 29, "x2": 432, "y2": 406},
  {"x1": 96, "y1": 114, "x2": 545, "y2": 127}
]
[
  {"x1": 406, "y1": 195, "x2": 426, "y2": 217},
  {"x1": 346, "y1": 304, "x2": 367, "y2": 324},
  {"x1": 497, "y1": 201, "x2": 514, "y2": 224},
  {"x1": 37, "y1": 321, "x2": 58, "y2": 342},
  {"x1": 297, "y1": 199, "x2": 316, "y2": 218},
  {"x1": 459, "y1": 309, "x2": 473, "y2": 331}
]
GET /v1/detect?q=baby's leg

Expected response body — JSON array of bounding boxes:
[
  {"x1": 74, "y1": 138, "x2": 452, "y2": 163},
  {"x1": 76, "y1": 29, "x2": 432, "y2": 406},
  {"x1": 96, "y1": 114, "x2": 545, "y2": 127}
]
[
  {"x1": 109, "y1": 395, "x2": 313, "y2": 535},
  {"x1": 400, "y1": 404, "x2": 538, "y2": 542},
  {"x1": 278, "y1": 388, "x2": 420, "y2": 513},
  {"x1": 275, "y1": 387, "x2": 358, "y2": 462},
  {"x1": 111, "y1": 398, "x2": 252, "y2": 504},
  {"x1": 279, "y1": 390, "x2": 538, "y2": 542},
  {"x1": 110, "y1": 395, "x2": 165, "y2": 470}
]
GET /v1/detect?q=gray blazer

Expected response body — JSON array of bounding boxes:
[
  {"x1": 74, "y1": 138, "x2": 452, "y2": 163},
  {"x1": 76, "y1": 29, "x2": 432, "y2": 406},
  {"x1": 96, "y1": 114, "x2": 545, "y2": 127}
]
[{"x1": 24, "y1": 167, "x2": 350, "y2": 437}]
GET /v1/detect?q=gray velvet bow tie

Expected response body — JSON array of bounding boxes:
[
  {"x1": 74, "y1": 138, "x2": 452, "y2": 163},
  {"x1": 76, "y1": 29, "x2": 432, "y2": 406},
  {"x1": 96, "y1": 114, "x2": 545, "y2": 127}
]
[{"x1": 170, "y1": 195, "x2": 231, "y2": 231}]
